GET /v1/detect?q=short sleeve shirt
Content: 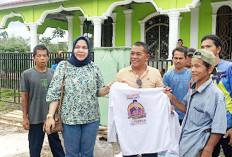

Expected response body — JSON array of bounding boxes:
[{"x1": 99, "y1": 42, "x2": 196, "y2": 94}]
[
  {"x1": 163, "y1": 68, "x2": 191, "y2": 120},
  {"x1": 180, "y1": 79, "x2": 227, "y2": 157},
  {"x1": 115, "y1": 65, "x2": 163, "y2": 88},
  {"x1": 20, "y1": 68, "x2": 54, "y2": 124}
]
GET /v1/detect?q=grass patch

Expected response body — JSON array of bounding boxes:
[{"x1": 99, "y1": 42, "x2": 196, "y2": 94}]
[
  {"x1": 0, "y1": 101, "x2": 21, "y2": 117},
  {"x1": 0, "y1": 88, "x2": 21, "y2": 117},
  {"x1": 0, "y1": 88, "x2": 21, "y2": 103}
]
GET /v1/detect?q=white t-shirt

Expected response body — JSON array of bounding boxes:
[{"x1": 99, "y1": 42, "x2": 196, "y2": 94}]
[{"x1": 108, "y1": 82, "x2": 180, "y2": 156}]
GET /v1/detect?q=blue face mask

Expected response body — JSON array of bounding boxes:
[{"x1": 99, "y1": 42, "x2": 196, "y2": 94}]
[{"x1": 67, "y1": 36, "x2": 91, "y2": 67}]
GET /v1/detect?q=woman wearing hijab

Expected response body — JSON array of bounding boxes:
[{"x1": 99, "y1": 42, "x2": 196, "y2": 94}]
[{"x1": 44, "y1": 36, "x2": 111, "y2": 157}]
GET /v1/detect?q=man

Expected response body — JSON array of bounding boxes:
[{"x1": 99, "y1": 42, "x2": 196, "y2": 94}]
[
  {"x1": 201, "y1": 34, "x2": 232, "y2": 157},
  {"x1": 21, "y1": 45, "x2": 65, "y2": 157},
  {"x1": 177, "y1": 39, "x2": 188, "y2": 49},
  {"x1": 164, "y1": 49, "x2": 227, "y2": 157},
  {"x1": 129, "y1": 100, "x2": 142, "y2": 116},
  {"x1": 115, "y1": 41, "x2": 163, "y2": 157},
  {"x1": 163, "y1": 47, "x2": 191, "y2": 124},
  {"x1": 167, "y1": 47, "x2": 195, "y2": 72},
  {"x1": 185, "y1": 48, "x2": 196, "y2": 69}
]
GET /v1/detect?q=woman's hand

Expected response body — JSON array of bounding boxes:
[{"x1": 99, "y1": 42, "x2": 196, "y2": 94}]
[
  {"x1": 43, "y1": 117, "x2": 55, "y2": 135},
  {"x1": 98, "y1": 81, "x2": 115, "y2": 97}
]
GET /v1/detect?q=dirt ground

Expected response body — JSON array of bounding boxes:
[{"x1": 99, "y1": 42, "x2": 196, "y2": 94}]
[{"x1": 0, "y1": 121, "x2": 121, "y2": 157}]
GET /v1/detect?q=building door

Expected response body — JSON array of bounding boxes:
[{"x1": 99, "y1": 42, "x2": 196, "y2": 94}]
[
  {"x1": 145, "y1": 15, "x2": 169, "y2": 59},
  {"x1": 216, "y1": 6, "x2": 232, "y2": 60}
]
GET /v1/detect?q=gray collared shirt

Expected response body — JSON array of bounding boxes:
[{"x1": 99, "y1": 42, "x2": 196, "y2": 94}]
[{"x1": 180, "y1": 79, "x2": 227, "y2": 157}]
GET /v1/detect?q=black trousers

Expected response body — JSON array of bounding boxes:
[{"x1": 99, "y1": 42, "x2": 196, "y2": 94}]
[{"x1": 212, "y1": 131, "x2": 232, "y2": 157}]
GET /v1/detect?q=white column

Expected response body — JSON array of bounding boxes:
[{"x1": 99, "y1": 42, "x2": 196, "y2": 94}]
[
  {"x1": 168, "y1": 12, "x2": 180, "y2": 59},
  {"x1": 212, "y1": 14, "x2": 217, "y2": 34},
  {"x1": 190, "y1": 7, "x2": 199, "y2": 48},
  {"x1": 92, "y1": 17, "x2": 102, "y2": 47},
  {"x1": 79, "y1": 16, "x2": 85, "y2": 36},
  {"x1": 66, "y1": 16, "x2": 74, "y2": 52},
  {"x1": 124, "y1": 9, "x2": 133, "y2": 47},
  {"x1": 177, "y1": 17, "x2": 182, "y2": 40},
  {"x1": 139, "y1": 21, "x2": 145, "y2": 42},
  {"x1": 111, "y1": 13, "x2": 117, "y2": 47},
  {"x1": 28, "y1": 23, "x2": 38, "y2": 52}
]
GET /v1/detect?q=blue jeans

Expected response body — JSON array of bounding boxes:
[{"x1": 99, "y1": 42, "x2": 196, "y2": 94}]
[
  {"x1": 123, "y1": 154, "x2": 157, "y2": 157},
  {"x1": 62, "y1": 120, "x2": 100, "y2": 157},
  {"x1": 29, "y1": 123, "x2": 65, "y2": 157}
]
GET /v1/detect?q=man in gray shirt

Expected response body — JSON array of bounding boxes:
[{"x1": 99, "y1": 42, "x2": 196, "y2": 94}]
[{"x1": 21, "y1": 45, "x2": 64, "y2": 157}]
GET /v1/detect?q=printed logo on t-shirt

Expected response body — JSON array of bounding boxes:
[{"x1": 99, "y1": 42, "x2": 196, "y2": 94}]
[
  {"x1": 128, "y1": 99, "x2": 146, "y2": 119},
  {"x1": 212, "y1": 71, "x2": 227, "y2": 84},
  {"x1": 41, "y1": 79, "x2": 48, "y2": 87},
  {"x1": 126, "y1": 94, "x2": 147, "y2": 126}
]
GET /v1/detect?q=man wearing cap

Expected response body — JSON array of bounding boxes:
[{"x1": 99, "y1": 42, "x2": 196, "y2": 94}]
[
  {"x1": 163, "y1": 47, "x2": 191, "y2": 125},
  {"x1": 201, "y1": 34, "x2": 232, "y2": 157},
  {"x1": 185, "y1": 48, "x2": 196, "y2": 69},
  {"x1": 164, "y1": 49, "x2": 227, "y2": 157}
]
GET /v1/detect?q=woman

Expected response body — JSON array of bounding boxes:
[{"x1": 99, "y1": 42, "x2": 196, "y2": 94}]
[{"x1": 44, "y1": 36, "x2": 111, "y2": 157}]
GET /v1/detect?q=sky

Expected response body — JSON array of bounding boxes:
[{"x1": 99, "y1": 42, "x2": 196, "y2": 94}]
[
  {"x1": 0, "y1": 0, "x2": 22, "y2": 4},
  {"x1": 0, "y1": 21, "x2": 68, "y2": 43},
  {"x1": 0, "y1": 0, "x2": 68, "y2": 43}
]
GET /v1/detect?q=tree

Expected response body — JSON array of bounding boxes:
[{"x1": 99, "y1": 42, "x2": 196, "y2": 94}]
[
  {"x1": 52, "y1": 27, "x2": 65, "y2": 39},
  {"x1": 40, "y1": 37, "x2": 52, "y2": 45},
  {"x1": 0, "y1": 31, "x2": 8, "y2": 39},
  {"x1": 0, "y1": 36, "x2": 30, "y2": 53}
]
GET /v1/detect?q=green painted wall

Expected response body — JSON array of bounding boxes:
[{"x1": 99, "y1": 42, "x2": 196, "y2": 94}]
[
  {"x1": 72, "y1": 12, "x2": 82, "y2": 41},
  {"x1": 131, "y1": 3, "x2": 157, "y2": 44},
  {"x1": 114, "y1": 7, "x2": 125, "y2": 46},
  {"x1": 180, "y1": 12, "x2": 191, "y2": 47},
  {"x1": 5, "y1": 16, "x2": 24, "y2": 29},
  {"x1": 94, "y1": 47, "x2": 131, "y2": 125},
  {"x1": 198, "y1": 0, "x2": 212, "y2": 48},
  {"x1": 38, "y1": 19, "x2": 67, "y2": 34},
  {"x1": 0, "y1": 0, "x2": 199, "y2": 25}
]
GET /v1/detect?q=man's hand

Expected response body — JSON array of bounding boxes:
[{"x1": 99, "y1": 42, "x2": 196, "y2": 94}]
[
  {"x1": 23, "y1": 117, "x2": 30, "y2": 130},
  {"x1": 171, "y1": 105, "x2": 175, "y2": 114},
  {"x1": 43, "y1": 117, "x2": 55, "y2": 135},
  {"x1": 163, "y1": 86, "x2": 173, "y2": 99},
  {"x1": 223, "y1": 128, "x2": 232, "y2": 146},
  {"x1": 200, "y1": 148, "x2": 212, "y2": 157}
]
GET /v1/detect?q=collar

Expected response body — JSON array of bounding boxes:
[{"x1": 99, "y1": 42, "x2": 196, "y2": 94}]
[
  {"x1": 190, "y1": 79, "x2": 212, "y2": 93},
  {"x1": 129, "y1": 64, "x2": 149, "y2": 71}
]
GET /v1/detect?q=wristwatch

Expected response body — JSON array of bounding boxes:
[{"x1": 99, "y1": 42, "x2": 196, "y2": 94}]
[{"x1": 46, "y1": 114, "x2": 53, "y2": 119}]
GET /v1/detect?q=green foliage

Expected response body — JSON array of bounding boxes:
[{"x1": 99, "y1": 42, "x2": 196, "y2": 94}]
[
  {"x1": 52, "y1": 27, "x2": 65, "y2": 39},
  {"x1": 0, "y1": 36, "x2": 30, "y2": 53},
  {"x1": 40, "y1": 37, "x2": 52, "y2": 45},
  {"x1": 0, "y1": 31, "x2": 8, "y2": 39},
  {"x1": 45, "y1": 42, "x2": 68, "y2": 52},
  {"x1": 39, "y1": 27, "x2": 68, "y2": 52},
  {"x1": 0, "y1": 89, "x2": 21, "y2": 109}
]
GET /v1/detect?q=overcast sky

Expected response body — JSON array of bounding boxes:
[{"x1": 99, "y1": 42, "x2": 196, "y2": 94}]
[
  {"x1": 0, "y1": 0, "x2": 68, "y2": 43},
  {"x1": 0, "y1": 0, "x2": 20, "y2": 4},
  {"x1": 0, "y1": 21, "x2": 68, "y2": 43}
]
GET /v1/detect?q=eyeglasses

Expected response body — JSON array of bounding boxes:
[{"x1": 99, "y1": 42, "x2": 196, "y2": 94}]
[{"x1": 136, "y1": 79, "x2": 142, "y2": 88}]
